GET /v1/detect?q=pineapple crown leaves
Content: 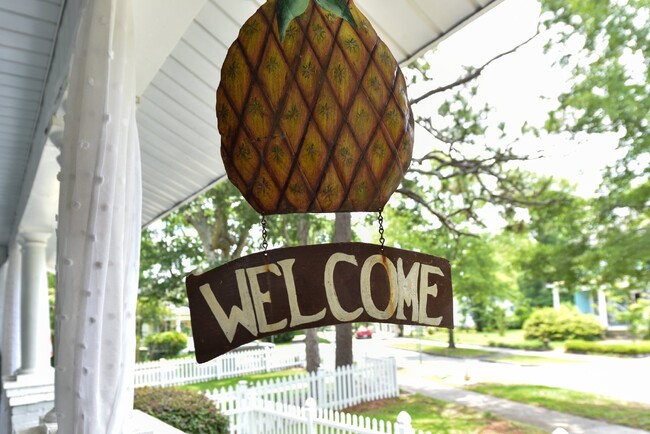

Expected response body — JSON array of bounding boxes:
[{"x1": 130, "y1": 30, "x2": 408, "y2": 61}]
[{"x1": 277, "y1": 0, "x2": 357, "y2": 42}]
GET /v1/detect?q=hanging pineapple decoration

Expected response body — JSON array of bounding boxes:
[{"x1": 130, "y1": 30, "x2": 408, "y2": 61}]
[
  {"x1": 216, "y1": 0, "x2": 414, "y2": 214},
  {"x1": 187, "y1": 4, "x2": 453, "y2": 362}
]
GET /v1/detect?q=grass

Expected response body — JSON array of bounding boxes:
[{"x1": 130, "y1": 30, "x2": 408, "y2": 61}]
[
  {"x1": 421, "y1": 328, "x2": 525, "y2": 345},
  {"x1": 178, "y1": 368, "x2": 305, "y2": 392},
  {"x1": 393, "y1": 342, "x2": 493, "y2": 358},
  {"x1": 394, "y1": 342, "x2": 573, "y2": 366},
  {"x1": 467, "y1": 384, "x2": 650, "y2": 431},
  {"x1": 344, "y1": 392, "x2": 546, "y2": 433},
  {"x1": 482, "y1": 354, "x2": 576, "y2": 365},
  {"x1": 419, "y1": 328, "x2": 565, "y2": 350}
]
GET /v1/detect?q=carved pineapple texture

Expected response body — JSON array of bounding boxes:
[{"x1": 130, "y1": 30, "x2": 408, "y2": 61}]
[{"x1": 216, "y1": 0, "x2": 414, "y2": 214}]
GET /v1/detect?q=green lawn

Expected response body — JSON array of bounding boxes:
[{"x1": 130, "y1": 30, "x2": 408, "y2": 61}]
[
  {"x1": 420, "y1": 328, "x2": 525, "y2": 344},
  {"x1": 419, "y1": 328, "x2": 564, "y2": 350},
  {"x1": 394, "y1": 342, "x2": 573, "y2": 366},
  {"x1": 482, "y1": 354, "x2": 577, "y2": 365},
  {"x1": 393, "y1": 342, "x2": 493, "y2": 358},
  {"x1": 467, "y1": 384, "x2": 650, "y2": 431},
  {"x1": 344, "y1": 393, "x2": 546, "y2": 433},
  {"x1": 178, "y1": 368, "x2": 305, "y2": 392}
]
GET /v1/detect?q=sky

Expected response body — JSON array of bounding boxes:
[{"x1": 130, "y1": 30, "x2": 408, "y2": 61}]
[
  {"x1": 407, "y1": 0, "x2": 623, "y2": 199},
  {"x1": 351, "y1": 0, "x2": 626, "y2": 240}
]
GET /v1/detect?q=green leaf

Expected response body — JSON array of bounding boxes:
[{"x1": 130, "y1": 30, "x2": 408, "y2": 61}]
[
  {"x1": 277, "y1": 0, "x2": 310, "y2": 42},
  {"x1": 314, "y1": 0, "x2": 357, "y2": 29}
]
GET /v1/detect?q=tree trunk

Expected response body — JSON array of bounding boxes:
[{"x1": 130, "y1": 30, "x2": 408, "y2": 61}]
[
  {"x1": 297, "y1": 216, "x2": 321, "y2": 373},
  {"x1": 305, "y1": 328, "x2": 320, "y2": 373},
  {"x1": 334, "y1": 213, "x2": 353, "y2": 368},
  {"x1": 448, "y1": 328, "x2": 456, "y2": 349}
]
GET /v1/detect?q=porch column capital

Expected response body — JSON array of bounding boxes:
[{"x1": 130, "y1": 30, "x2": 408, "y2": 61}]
[{"x1": 19, "y1": 232, "x2": 52, "y2": 246}]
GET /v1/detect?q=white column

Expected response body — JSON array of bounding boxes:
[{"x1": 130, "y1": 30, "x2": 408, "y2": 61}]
[
  {"x1": 17, "y1": 233, "x2": 52, "y2": 376},
  {"x1": 2, "y1": 245, "x2": 22, "y2": 376},
  {"x1": 552, "y1": 286, "x2": 560, "y2": 311},
  {"x1": 54, "y1": 0, "x2": 141, "y2": 432},
  {"x1": 0, "y1": 261, "x2": 7, "y2": 353},
  {"x1": 597, "y1": 289, "x2": 609, "y2": 328}
]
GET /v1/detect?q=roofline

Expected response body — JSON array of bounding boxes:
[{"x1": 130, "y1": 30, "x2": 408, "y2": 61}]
[
  {"x1": 8, "y1": 0, "x2": 87, "y2": 248},
  {"x1": 399, "y1": 0, "x2": 506, "y2": 67},
  {"x1": 142, "y1": 0, "x2": 507, "y2": 229},
  {"x1": 141, "y1": 174, "x2": 228, "y2": 229}
]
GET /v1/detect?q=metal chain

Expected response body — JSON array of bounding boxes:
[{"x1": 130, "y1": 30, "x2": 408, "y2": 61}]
[
  {"x1": 377, "y1": 209, "x2": 385, "y2": 248},
  {"x1": 261, "y1": 215, "x2": 268, "y2": 252}
]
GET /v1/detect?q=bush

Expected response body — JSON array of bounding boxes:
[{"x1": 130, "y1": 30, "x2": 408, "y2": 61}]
[
  {"x1": 466, "y1": 301, "x2": 507, "y2": 333},
  {"x1": 506, "y1": 304, "x2": 532, "y2": 330},
  {"x1": 565, "y1": 340, "x2": 650, "y2": 356},
  {"x1": 488, "y1": 340, "x2": 550, "y2": 351},
  {"x1": 145, "y1": 331, "x2": 188, "y2": 360},
  {"x1": 263, "y1": 330, "x2": 298, "y2": 344},
  {"x1": 134, "y1": 387, "x2": 229, "y2": 434},
  {"x1": 617, "y1": 299, "x2": 650, "y2": 340},
  {"x1": 523, "y1": 306, "x2": 604, "y2": 342}
]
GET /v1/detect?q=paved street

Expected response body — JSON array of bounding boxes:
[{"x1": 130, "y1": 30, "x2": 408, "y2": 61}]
[
  {"x1": 307, "y1": 333, "x2": 650, "y2": 432},
  {"x1": 316, "y1": 334, "x2": 650, "y2": 405}
]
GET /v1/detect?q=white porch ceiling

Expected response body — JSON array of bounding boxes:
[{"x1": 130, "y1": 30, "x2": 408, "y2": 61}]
[
  {"x1": 135, "y1": 0, "x2": 503, "y2": 225},
  {"x1": 0, "y1": 0, "x2": 66, "y2": 263},
  {"x1": 0, "y1": 0, "x2": 503, "y2": 266}
]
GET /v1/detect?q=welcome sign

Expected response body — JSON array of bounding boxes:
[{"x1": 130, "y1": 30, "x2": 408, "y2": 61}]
[{"x1": 187, "y1": 242, "x2": 453, "y2": 363}]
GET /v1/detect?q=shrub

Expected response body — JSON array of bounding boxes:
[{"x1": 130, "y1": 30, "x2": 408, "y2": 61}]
[
  {"x1": 617, "y1": 299, "x2": 650, "y2": 340},
  {"x1": 263, "y1": 330, "x2": 298, "y2": 344},
  {"x1": 466, "y1": 301, "x2": 507, "y2": 333},
  {"x1": 506, "y1": 304, "x2": 532, "y2": 330},
  {"x1": 565, "y1": 340, "x2": 650, "y2": 356},
  {"x1": 523, "y1": 306, "x2": 604, "y2": 342},
  {"x1": 145, "y1": 331, "x2": 188, "y2": 360},
  {"x1": 134, "y1": 387, "x2": 229, "y2": 434},
  {"x1": 488, "y1": 340, "x2": 550, "y2": 351}
]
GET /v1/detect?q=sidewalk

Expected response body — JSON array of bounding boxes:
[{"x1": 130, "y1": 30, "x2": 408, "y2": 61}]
[
  {"x1": 398, "y1": 372, "x2": 649, "y2": 434},
  {"x1": 386, "y1": 337, "x2": 650, "y2": 405}
]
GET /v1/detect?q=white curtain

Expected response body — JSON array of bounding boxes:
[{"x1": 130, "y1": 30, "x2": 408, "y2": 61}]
[
  {"x1": 55, "y1": 0, "x2": 141, "y2": 431},
  {"x1": 1, "y1": 245, "x2": 22, "y2": 377}
]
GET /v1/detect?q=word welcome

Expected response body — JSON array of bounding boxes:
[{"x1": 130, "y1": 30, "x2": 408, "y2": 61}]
[{"x1": 187, "y1": 243, "x2": 453, "y2": 363}]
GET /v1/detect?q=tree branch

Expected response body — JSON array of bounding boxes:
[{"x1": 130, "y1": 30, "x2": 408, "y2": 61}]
[
  {"x1": 396, "y1": 188, "x2": 477, "y2": 238},
  {"x1": 231, "y1": 225, "x2": 252, "y2": 260},
  {"x1": 185, "y1": 211, "x2": 217, "y2": 265},
  {"x1": 409, "y1": 31, "x2": 540, "y2": 105}
]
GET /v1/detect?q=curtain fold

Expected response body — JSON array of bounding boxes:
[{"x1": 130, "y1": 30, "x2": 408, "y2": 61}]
[{"x1": 55, "y1": 0, "x2": 141, "y2": 431}]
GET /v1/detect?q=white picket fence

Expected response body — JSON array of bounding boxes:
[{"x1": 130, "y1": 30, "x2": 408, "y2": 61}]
[
  {"x1": 205, "y1": 357, "x2": 424, "y2": 434},
  {"x1": 134, "y1": 345, "x2": 304, "y2": 388},
  {"x1": 227, "y1": 397, "x2": 431, "y2": 434}
]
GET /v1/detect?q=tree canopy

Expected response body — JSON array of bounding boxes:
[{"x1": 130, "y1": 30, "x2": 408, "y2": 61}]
[
  {"x1": 540, "y1": 0, "x2": 649, "y2": 295},
  {"x1": 138, "y1": 0, "x2": 648, "y2": 343}
]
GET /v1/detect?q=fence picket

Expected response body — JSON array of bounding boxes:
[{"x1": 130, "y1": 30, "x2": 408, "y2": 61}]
[
  {"x1": 134, "y1": 345, "x2": 305, "y2": 388},
  {"x1": 138, "y1": 354, "x2": 405, "y2": 434},
  {"x1": 206, "y1": 358, "x2": 402, "y2": 434}
]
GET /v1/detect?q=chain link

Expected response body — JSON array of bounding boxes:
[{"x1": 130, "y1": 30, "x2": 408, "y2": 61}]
[
  {"x1": 377, "y1": 209, "x2": 385, "y2": 248},
  {"x1": 261, "y1": 215, "x2": 268, "y2": 252}
]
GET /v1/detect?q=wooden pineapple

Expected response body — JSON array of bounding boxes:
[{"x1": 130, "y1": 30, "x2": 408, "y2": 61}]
[{"x1": 216, "y1": 0, "x2": 414, "y2": 214}]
